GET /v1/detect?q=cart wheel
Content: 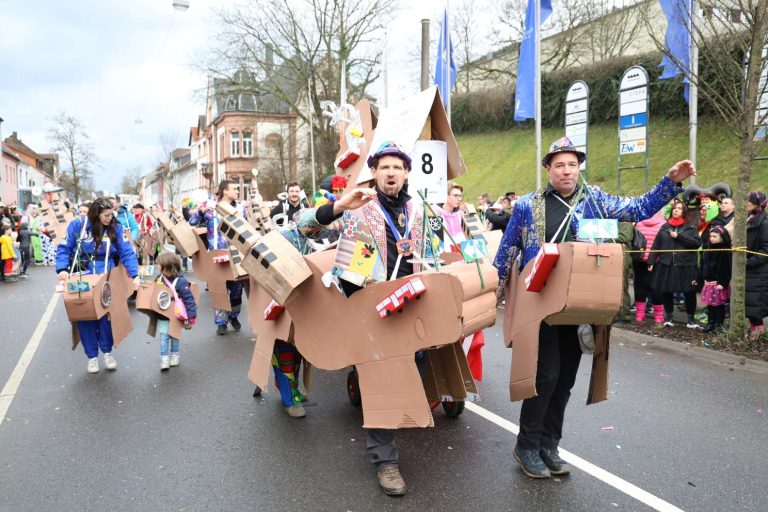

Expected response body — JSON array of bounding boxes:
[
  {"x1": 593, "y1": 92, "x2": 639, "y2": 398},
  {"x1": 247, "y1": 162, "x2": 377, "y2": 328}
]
[
  {"x1": 347, "y1": 369, "x2": 362, "y2": 407},
  {"x1": 442, "y1": 400, "x2": 465, "y2": 418}
]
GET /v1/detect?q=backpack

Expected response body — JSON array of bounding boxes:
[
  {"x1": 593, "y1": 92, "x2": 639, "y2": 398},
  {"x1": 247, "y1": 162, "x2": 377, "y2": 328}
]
[{"x1": 630, "y1": 228, "x2": 647, "y2": 263}]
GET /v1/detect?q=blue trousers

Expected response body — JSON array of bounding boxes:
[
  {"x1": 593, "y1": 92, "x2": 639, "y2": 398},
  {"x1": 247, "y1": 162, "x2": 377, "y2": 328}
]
[
  {"x1": 76, "y1": 316, "x2": 114, "y2": 359},
  {"x1": 214, "y1": 280, "x2": 243, "y2": 326}
]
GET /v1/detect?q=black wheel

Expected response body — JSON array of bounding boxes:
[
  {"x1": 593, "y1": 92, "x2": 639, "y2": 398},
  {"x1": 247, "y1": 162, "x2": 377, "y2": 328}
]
[
  {"x1": 403, "y1": 295, "x2": 410, "y2": 304},
  {"x1": 442, "y1": 400, "x2": 465, "y2": 418},
  {"x1": 347, "y1": 369, "x2": 361, "y2": 407}
]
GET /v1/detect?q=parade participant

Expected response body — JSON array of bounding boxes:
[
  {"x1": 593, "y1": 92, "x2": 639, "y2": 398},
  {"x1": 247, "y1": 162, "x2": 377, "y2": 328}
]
[
  {"x1": 133, "y1": 203, "x2": 156, "y2": 263},
  {"x1": 270, "y1": 181, "x2": 309, "y2": 224},
  {"x1": 55, "y1": 198, "x2": 141, "y2": 373},
  {"x1": 0, "y1": 224, "x2": 16, "y2": 281},
  {"x1": 78, "y1": 203, "x2": 89, "y2": 217},
  {"x1": 700, "y1": 225, "x2": 731, "y2": 333},
  {"x1": 648, "y1": 200, "x2": 702, "y2": 329},
  {"x1": 111, "y1": 195, "x2": 139, "y2": 242},
  {"x1": 745, "y1": 191, "x2": 768, "y2": 335},
  {"x1": 189, "y1": 180, "x2": 245, "y2": 335},
  {"x1": 494, "y1": 137, "x2": 694, "y2": 479},
  {"x1": 151, "y1": 251, "x2": 197, "y2": 370},
  {"x1": 303, "y1": 141, "x2": 424, "y2": 496},
  {"x1": 433, "y1": 183, "x2": 466, "y2": 248},
  {"x1": 17, "y1": 222, "x2": 31, "y2": 277}
]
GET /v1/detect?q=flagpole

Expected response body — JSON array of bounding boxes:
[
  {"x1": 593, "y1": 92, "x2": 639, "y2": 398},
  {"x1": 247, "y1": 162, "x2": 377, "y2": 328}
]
[
  {"x1": 535, "y1": 0, "x2": 542, "y2": 189},
  {"x1": 446, "y1": 0, "x2": 452, "y2": 124},
  {"x1": 688, "y1": 0, "x2": 698, "y2": 184},
  {"x1": 384, "y1": 29, "x2": 389, "y2": 109}
]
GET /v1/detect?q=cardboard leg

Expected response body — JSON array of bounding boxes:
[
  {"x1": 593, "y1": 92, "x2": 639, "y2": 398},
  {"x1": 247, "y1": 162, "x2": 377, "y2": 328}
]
[
  {"x1": 248, "y1": 335, "x2": 276, "y2": 391},
  {"x1": 357, "y1": 357, "x2": 433, "y2": 429},
  {"x1": 509, "y1": 322, "x2": 541, "y2": 402},
  {"x1": 587, "y1": 325, "x2": 611, "y2": 405},
  {"x1": 450, "y1": 342, "x2": 479, "y2": 399}
]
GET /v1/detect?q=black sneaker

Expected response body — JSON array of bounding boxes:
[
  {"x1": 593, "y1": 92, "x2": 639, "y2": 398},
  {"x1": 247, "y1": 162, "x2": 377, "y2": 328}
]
[
  {"x1": 216, "y1": 324, "x2": 228, "y2": 336},
  {"x1": 513, "y1": 445, "x2": 551, "y2": 478},
  {"x1": 539, "y1": 447, "x2": 572, "y2": 475},
  {"x1": 230, "y1": 317, "x2": 241, "y2": 331}
]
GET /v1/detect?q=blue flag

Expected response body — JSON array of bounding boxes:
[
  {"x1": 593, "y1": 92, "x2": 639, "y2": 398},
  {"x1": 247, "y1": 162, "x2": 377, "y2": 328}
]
[
  {"x1": 514, "y1": 0, "x2": 553, "y2": 121},
  {"x1": 659, "y1": 0, "x2": 691, "y2": 102},
  {"x1": 434, "y1": 8, "x2": 456, "y2": 108}
]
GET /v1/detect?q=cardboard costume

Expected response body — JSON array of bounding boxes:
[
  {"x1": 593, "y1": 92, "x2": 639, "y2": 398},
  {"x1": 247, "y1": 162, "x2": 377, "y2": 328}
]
[{"x1": 136, "y1": 279, "x2": 201, "y2": 340}]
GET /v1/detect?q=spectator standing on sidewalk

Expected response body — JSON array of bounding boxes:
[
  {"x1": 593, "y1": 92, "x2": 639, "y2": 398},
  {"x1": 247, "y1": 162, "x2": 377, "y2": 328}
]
[
  {"x1": 648, "y1": 199, "x2": 702, "y2": 329},
  {"x1": 745, "y1": 191, "x2": 768, "y2": 335}
]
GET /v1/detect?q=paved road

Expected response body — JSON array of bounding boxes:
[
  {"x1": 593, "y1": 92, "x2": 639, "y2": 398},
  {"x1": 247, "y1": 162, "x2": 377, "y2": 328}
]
[{"x1": 1, "y1": 264, "x2": 766, "y2": 511}]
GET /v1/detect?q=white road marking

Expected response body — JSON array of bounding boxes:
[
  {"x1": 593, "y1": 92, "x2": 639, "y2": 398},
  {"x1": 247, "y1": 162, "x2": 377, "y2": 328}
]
[
  {"x1": 0, "y1": 293, "x2": 60, "y2": 426},
  {"x1": 464, "y1": 402, "x2": 685, "y2": 512}
]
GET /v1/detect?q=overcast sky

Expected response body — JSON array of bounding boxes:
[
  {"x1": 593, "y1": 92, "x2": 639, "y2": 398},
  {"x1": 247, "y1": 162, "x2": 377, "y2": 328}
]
[{"x1": 1, "y1": 0, "x2": 497, "y2": 193}]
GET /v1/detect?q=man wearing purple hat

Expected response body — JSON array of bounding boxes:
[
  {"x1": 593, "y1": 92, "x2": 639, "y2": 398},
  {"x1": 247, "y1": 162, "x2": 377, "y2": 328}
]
[
  {"x1": 302, "y1": 140, "x2": 423, "y2": 496},
  {"x1": 494, "y1": 136, "x2": 696, "y2": 479}
]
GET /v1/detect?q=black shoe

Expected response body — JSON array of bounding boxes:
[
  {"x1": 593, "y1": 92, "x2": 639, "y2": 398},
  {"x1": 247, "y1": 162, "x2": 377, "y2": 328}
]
[
  {"x1": 252, "y1": 386, "x2": 262, "y2": 397},
  {"x1": 539, "y1": 447, "x2": 572, "y2": 475},
  {"x1": 230, "y1": 317, "x2": 241, "y2": 331},
  {"x1": 513, "y1": 445, "x2": 551, "y2": 478},
  {"x1": 216, "y1": 324, "x2": 228, "y2": 336},
  {"x1": 702, "y1": 323, "x2": 716, "y2": 333}
]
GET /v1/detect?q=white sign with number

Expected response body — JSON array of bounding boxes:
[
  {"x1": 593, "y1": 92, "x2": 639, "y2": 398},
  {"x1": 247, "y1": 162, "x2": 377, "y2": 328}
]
[{"x1": 409, "y1": 140, "x2": 448, "y2": 203}]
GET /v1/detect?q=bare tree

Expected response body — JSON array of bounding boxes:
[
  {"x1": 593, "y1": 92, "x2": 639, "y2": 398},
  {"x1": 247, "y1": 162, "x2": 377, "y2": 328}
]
[
  {"x1": 576, "y1": 0, "x2": 647, "y2": 64},
  {"x1": 120, "y1": 167, "x2": 143, "y2": 196},
  {"x1": 204, "y1": 0, "x2": 396, "y2": 174},
  {"x1": 645, "y1": 0, "x2": 768, "y2": 336},
  {"x1": 48, "y1": 113, "x2": 97, "y2": 202}
]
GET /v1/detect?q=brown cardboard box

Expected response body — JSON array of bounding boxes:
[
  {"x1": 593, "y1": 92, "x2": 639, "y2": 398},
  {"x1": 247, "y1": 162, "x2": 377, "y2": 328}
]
[
  {"x1": 68, "y1": 265, "x2": 134, "y2": 351},
  {"x1": 502, "y1": 242, "x2": 622, "y2": 403},
  {"x1": 136, "y1": 280, "x2": 201, "y2": 340},
  {"x1": 334, "y1": 99, "x2": 378, "y2": 188},
  {"x1": 63, "y1": 273, "x2": 111, "y2": 321},
  {"x1": 216, "y1": 202, "x2": 262, "y2": 255},
  {"x1": 421, "y1": 342, "x2": 479, "y2": 403},
  {"x1": 246, "y1": 281, "x2": 294, "y2": 391},
  {"x1": 189, "y1": 235, "x2": 245, "y2": 311},
  {"x1": 153, "y1": 211, "x2": 199, "y2": 257},
  {"x1": 39, "y1": 202, "x2": 69, "y2": 244},
  {"x1": 239, "y1": 231, "x2": 313, "y2": 305},
  {"x1": 283, "y1": 250, "x2": 497, "y2": 429}
]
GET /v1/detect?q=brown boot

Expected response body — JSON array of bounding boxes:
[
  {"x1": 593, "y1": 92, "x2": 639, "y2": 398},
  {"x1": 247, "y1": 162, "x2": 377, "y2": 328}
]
[{"x1": 377, "y1": 465, "x2": 406, "y2": 496}]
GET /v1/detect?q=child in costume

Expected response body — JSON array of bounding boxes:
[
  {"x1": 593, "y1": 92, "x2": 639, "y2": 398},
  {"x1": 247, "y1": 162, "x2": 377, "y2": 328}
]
[
  {"x1": 0, "y1": 225, "x2": 16, "y2": 281},
  {"x1": 700, "y1": 225, "x2": 731, "y2": 333},
  {"x1": 152, "y1": 251, "x2": 197, "y2": 370}
]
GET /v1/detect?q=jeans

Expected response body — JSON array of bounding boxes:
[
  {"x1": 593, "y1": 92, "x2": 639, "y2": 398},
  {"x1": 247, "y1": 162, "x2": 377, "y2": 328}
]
[
  {"x1": 214, "y1": 280, "x2": 243, "y2": 326},
  {"x1": 158, "y1": 320, "x2": 180, "y2": 355}
]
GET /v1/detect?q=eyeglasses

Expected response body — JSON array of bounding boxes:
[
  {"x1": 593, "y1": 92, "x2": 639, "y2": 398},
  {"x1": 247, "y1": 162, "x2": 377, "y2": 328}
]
[{"x1": 450, "y1": 193, "x2": 463, "y2": 198}]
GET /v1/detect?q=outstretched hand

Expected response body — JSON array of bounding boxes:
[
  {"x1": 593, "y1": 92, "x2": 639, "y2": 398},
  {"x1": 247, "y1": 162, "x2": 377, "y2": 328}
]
[
  {"x1": 667, "y1": 160, "x2": 697, "y2": 183},
  {"x1": 333, "y1": 188, "x2": 376, "y2": 215}
]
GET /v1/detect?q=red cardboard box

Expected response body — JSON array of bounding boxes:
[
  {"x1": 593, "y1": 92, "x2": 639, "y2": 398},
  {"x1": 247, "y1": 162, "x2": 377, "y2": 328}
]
[
  {"x1": 524, "y1": 243, "x2": 559, "y2": 292},
  {"x1": 263, "y1": 300, "x2": 285, "y2": 321}
]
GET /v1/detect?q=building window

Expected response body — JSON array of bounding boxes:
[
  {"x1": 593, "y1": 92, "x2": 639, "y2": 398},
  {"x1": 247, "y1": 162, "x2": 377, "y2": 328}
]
[
  {"x1": 730, "y1": 9, "x2": 742, "y2": 23},
  {"x1": 231, "y1": 132, "x2": 240, "y2": 157},
  {"x1": 242, "y1": 132, "x2": 253, "y2": 157},
  {"x1": 265, "y1": 133, "x2": 283, "y2": 150}
]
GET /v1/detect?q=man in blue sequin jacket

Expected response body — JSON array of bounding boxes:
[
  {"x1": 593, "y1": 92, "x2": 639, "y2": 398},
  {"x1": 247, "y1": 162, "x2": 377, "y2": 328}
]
[{"x1": 493, "y1": 137, "x2": 696, "y2": 479}]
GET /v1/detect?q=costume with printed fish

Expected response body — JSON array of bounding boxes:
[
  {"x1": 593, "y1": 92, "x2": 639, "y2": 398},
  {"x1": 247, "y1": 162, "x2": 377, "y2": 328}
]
[{"x1": 55, "y1": 217, "x2": 139, "y2": 359}]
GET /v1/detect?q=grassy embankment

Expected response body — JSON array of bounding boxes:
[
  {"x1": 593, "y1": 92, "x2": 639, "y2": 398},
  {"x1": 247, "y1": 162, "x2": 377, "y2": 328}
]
[{"x1": 455, "y1": 118, "x2": 768, "y2": 201}]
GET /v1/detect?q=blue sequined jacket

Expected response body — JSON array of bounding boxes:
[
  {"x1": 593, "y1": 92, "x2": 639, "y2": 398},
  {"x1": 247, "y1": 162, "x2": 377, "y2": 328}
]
[{"x1": 493, "y1": 176, "x2": 682, "y2": 290}]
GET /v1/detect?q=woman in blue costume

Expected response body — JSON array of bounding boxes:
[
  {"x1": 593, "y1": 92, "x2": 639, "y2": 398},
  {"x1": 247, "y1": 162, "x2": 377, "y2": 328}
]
[{"x1": 56, "y1": 198, "x2": 141, "y2": 374}]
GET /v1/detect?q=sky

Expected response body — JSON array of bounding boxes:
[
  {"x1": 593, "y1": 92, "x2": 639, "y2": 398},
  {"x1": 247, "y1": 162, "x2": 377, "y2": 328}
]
[{"x1": 0, "y1": 0, "x2": 494, "y2": 193}]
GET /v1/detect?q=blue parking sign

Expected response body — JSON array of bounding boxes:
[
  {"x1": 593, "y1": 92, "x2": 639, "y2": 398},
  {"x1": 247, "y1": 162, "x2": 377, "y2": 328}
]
[{"x1": 619, "y1": 113, "x2": 647, "y2": 129}]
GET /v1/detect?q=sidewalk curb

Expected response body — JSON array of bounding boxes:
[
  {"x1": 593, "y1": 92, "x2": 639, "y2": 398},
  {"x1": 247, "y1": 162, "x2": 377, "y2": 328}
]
[{"x1": 612, "y1": 327, "x2": 768, "y2": 375}]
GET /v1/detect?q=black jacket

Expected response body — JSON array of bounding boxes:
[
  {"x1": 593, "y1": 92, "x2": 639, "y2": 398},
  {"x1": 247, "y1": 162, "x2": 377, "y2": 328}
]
[
  {"x1": 700, "y1": 242, "x2": 731, "y2": 287},
  {"x1": 746, "y1": 211, "x2": 768, "y2": 321},
  {"x1": 648, "y1": 222, "x2": 701, "y2": 268},
  {"x1": 485, "y1": 209, "x2": 511, "y2": 231}
]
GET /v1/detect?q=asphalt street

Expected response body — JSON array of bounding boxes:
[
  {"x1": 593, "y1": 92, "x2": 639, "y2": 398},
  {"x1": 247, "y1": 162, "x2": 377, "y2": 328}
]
[{"x1": 1, "y1": 264, "x2": 766, "y2": 512}]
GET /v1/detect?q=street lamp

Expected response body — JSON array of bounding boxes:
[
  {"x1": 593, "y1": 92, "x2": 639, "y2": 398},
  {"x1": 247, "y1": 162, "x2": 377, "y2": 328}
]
[{"x1": 172, "y1": 0, "x2": 189, "y2": 11}]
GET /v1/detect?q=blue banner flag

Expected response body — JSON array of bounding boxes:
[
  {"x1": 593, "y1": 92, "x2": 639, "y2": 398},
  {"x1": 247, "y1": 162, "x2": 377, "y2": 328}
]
[
  {"x1": 434, "y1": 8, "x2": 456, "y2": 108},
  {"x1": 659, "y1": 0, "x2": 691, "y2": 102},
  {"x1": 513, "y1": 0, "x2": 553, "y2": 121}
]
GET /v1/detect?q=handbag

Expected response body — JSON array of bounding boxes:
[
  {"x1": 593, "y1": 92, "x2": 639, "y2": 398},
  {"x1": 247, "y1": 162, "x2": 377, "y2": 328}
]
[{"x1": 162, "y1": 275, "x2": 188, "y2": 321}]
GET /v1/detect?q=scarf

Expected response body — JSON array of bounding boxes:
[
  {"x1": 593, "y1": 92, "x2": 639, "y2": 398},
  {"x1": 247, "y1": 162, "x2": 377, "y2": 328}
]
[{"x1": 668, "y1": 217, "x2": 685, "y2": 227}]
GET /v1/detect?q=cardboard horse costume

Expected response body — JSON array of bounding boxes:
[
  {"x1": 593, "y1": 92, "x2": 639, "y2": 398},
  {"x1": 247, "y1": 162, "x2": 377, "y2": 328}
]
[
  {"x1": 503, "y1": 242, "x2": 623, "y2": 404},
  {"x1": 63, "y1": 265, "x2": 135, "y2": 350},
  {"x1": 136, "y1": 280, "x2": 201, "y2": 339}
]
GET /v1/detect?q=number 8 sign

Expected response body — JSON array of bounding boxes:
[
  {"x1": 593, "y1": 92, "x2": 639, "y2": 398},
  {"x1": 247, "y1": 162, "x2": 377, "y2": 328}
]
[{"x1": 409, "y1": 140, "x2": 448, "y2": 203}]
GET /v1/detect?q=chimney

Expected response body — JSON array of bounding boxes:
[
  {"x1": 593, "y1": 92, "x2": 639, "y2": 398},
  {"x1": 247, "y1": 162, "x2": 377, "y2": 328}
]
[{"x1": 265, "y1": 45, "x2": 274, "y2": 71}]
